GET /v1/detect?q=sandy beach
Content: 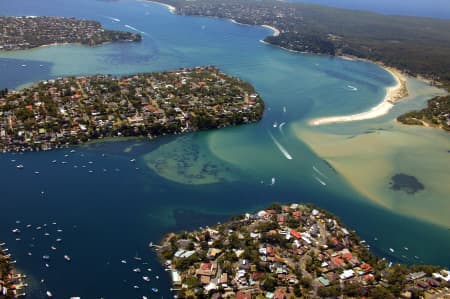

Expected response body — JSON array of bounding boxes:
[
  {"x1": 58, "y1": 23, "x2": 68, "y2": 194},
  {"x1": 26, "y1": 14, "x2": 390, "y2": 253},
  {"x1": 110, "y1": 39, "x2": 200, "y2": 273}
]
[
  {"x1": 148, "y1": 1, "x2": 176, "y2": 13},
  {"x1": 310, "y1": 65, "x2": 408, "y2": 126},
  {"x1": 261, "y1": 24, "x2": 280, "y2": 37}
]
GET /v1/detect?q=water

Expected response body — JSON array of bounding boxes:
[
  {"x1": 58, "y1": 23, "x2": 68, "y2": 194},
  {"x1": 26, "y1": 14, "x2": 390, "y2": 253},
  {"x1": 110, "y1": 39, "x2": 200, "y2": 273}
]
[
  {"x1": 288, "y1": 0, "x2": 450, "y2": 19},
  {"x1": 0, "y1": 1, "x2": 449, "y2": 298}
]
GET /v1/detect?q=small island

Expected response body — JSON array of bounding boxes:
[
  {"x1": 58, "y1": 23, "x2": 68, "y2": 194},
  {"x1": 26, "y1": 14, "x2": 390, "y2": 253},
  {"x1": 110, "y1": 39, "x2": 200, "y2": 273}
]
[
  {"x1": 0, "y1": 16, "x2": 141, "y2": 51},
  {"x1": 0, "y1": 244, "x2": 27, "y2": 298},
  {"x1": 155, "y1": 203, "x2": 450, "y2": 298},
  {"x1": 0, "y1": 66, "x2": 264, "y2": 152},
  {"x1": 397, "y1": 96, "x2": 450, "y2": 132}
]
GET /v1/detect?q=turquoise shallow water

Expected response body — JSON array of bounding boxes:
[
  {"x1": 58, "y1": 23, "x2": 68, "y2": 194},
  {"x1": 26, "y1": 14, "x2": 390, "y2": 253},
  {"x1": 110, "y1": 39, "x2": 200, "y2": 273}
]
[{"x1": 0, "y1": 0, "x2": 449, "y2": 298}]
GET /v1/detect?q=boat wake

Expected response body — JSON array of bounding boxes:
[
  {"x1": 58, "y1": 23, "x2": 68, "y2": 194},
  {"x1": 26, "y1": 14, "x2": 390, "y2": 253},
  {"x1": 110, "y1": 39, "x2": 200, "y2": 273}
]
[
  {"x1": 268, "y1": 132, "x2": 293, "y2": 160},
  {"x1": 124, "y1": 25, "x2": 148, "y2": 36},
  {"x1": 347, "y1": 85, "x2": 358, "y2": 91},
  {"x1": 105, "y1": 16, "x2": 120, "y2": 22},
  {"x1": 278, "y1": 122, "x2": 286, "y2": 135},
  {"x1": 313, "y1": 175, "x2": 327, "y2": 186},
  {"x1": 313, "y1": 165, "x2": 328, "y2": 179}
]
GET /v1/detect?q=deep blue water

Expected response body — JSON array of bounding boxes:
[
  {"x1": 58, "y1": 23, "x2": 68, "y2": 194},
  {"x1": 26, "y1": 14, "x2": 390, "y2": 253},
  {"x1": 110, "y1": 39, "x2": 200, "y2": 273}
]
[
  {"x1": 290, "y1": 0, "x2": 450, "y2": 19},
  {"x1": 0, "y1": 1, "x2": 449, "y2": 298}
]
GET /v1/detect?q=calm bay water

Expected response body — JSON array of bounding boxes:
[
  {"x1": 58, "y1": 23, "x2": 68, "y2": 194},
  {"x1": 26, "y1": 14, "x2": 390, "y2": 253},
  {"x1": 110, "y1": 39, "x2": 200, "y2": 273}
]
[{"x1": 0, "y1": 0, "x2": 449, "y2": 298}]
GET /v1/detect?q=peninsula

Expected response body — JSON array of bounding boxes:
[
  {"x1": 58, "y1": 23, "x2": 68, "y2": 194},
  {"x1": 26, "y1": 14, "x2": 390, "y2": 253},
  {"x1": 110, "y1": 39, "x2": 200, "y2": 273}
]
[
  {"x1": 397, "y1": 95, "x2": 450, "y2": 131},
  {"x1": 0, "y1": 66, "x2": 264, "y2": 152},
  {"x1": 0, "y1": 16, "x2": 141, "y2": 51},
  {"x1": 156, "y1": 203, "x2": 450, "y2": 298}
]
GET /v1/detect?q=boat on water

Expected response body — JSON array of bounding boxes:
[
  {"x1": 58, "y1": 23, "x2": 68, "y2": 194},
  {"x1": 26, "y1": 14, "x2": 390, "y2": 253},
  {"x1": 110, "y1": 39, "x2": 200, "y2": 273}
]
[
  {"x1": 143, "y1": 276, "x2": 150, "y2": 282},
  {"x1": 347, "y1": 85, "x2": 358, "y2": 91},
  {"x1": 12, "y1": 228, "x2": 21, "y2": 234},
  {"x1": 271, "y1": 177, "x2": 276, "y2": 185},
  {"x1": 404, "y1": 247, "x2": 409, "y2": 251},
  {"x1": 133, "y1": 253, "x2": 142, "y2": 261},
  {"x1": 51, "y1": 246, "x2": 56, "y2": 251},
  {"x1": 46, "y1": 291, "x2": 52, "y2": 297},
  {"x1": 130, "y1": 158, "x2": 136, "y2": 162},
  {"x1": 389, "y1": 248, "x2": 395, "y2": 253},
  {"x1": 272, "y1": 121, "x2": 278, "y2": 128},
  {"x1": 56, "y1": 238, "x2": 62, "y2": 242},
  {"x1": 64, "y1": 255, "x2": 71, "y2": 262},
  {"x1": 43, "y1": 255, "x2": 50, "y2": 260},
  {"x1": 283, "y1": 106, "x2": 287, "y2": 113},
  {"x1": 152, "y1": 287, "x2": 159, "y2": 293},
  {"x1": 121, "y1": 260, "x2": 127, "y2": 264},
  {"x1": 16, "y1": 164, "x2": 24, "y2": 169},
  {"x1": 133, "y1": 268, "x2": 141, "y2": 273},
  {"x1": 133, "y1": 285, "x2": 139, "y2": 289}
]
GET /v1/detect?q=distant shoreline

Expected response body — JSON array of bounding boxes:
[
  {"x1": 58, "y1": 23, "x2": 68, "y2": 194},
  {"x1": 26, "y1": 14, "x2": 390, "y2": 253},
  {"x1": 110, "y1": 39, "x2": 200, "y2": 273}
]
[
  {"x1": 147, "y1": 0, "x2": 176, "y2": 13},
  {"x1": 309, "y1": 64, "x2": 408, "y2": 126}
]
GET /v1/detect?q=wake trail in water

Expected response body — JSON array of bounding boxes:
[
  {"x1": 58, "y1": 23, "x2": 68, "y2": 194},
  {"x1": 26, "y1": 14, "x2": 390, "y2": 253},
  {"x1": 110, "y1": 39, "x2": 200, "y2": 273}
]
[
  {"x1": 124, "y1": 25, "x2": 148, "y2": 36},
  {"x1": 279, "y1": 122, "x2": 286, "y2": 135},
  {"x1": 313, "y1": 175, "x2": 327, "y2": 186},
  {"x1": 268, "y1": 131, "x2": 293, "y2": 160},
  {"x1": 313, "y1": 165, "x2": 328, "y2": 179},
  {"x1": 105, "y1": 16, "x2": 120, "y2": 22}
]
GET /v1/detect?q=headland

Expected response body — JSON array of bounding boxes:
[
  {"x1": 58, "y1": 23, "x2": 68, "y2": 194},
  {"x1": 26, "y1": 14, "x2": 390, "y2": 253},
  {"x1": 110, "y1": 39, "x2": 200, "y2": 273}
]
[
  {"x1": 0, "y1": 16, "x2": 141, "y2": 51},
  {"x1": 0, "y1": 66, "x2": 264, "y2": 152},
  {"x1": 154, "y1": 203, "x2": 450, "y2": 298}
]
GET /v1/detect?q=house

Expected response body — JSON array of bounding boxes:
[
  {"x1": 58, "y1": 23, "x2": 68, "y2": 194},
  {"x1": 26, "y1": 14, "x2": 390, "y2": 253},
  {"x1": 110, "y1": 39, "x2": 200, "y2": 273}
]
[
  {"x1": 236, "y1": 291, "x2": 252, "y2": 299},
  {"x1": 290, "y1": 229, "x2": 301, "y2": 239}
]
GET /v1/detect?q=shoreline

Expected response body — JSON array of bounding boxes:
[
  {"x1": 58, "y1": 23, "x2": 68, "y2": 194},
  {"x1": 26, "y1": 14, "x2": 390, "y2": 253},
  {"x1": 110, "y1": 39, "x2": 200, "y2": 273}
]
[
  {"x1": 261, "y1": 24, "x2": 280, "y2": 37},
  {"x1": 146, "y1": 0, "x2": 176, "y2": 13},
  {"x1": 309, "y1": 64, "x2": 408, "y2": 126}
]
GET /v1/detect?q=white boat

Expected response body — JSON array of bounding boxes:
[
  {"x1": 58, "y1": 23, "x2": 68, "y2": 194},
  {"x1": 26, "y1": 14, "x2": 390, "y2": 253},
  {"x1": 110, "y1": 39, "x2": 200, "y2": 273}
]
[
  {"x1": 143, "y1": 276, "x2": 150, "y2": 282},
  {"x1": 133, "y1": 268, "x2": 141, "y2": 273},
  {"x1": 121, "y1": 260, "x2": 127, "y2": 264},
  {"x1": 51, "y1": 246, "x2": 56, "y2": 251},
  {"x1": 46, "y1": 291, "x2": 53, "y2": 297},
  {"x1": 130, "y1": 158, "x2": 136, "y2": 162},
  {"x1": 133, "y1": 285, "x2": 139, "y2": 289},
  {"x1": 347, "y1": 85, "x2": 358, "y2": 91},
  {"x1": 271, "y1": 177, "x2": 276, "y2": 185},
  {"x1": 64, "y1": 255, "x2": 71, "y2": 262},
  {"x1": 283, "y1": 106, "x2": 286, "y2": 113},
  {"x1": 56, "y1": 238, "x2": 62, "y2": 242},
  {"x1": 403, "y1": 247, "x2": 409, "y2": 251},
  {"x1": 389, "y1": 248, "x2": 395, "y2": 253},
  {"x1": 12, "y1": 228, "x2": 21, "y2": 234},
  {"x1": 272, "y1": 121, "x2": 278, "y2": 128},
  {"x1": 16, "y1": 164, "x2": 24, "y2": 169}
]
